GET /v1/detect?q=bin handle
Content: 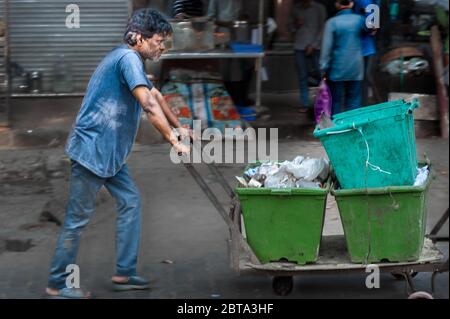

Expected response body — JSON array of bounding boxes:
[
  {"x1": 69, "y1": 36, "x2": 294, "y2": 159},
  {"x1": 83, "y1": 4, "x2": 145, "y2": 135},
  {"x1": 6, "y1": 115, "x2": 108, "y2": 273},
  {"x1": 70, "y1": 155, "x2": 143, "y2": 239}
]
[
  {"x1": 409, "y1": 98, "x2": 420, "y2": 110},
  {"x1": 324, "y1": 119, "x2": 369, "y2": 136},
  {"x1": 270, "y1": 189, "x2": 292, "y2": 195}
]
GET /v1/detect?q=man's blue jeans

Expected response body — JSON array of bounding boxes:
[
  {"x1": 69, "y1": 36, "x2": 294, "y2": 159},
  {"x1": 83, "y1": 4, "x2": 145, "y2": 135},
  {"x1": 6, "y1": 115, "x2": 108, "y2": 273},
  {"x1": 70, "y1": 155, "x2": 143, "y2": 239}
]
[
  {"x1": 295, "y1": 50, "x2": 320, "y2": 107},
  {"x1": 48, "y1": 161, "x2": 141, "y2": 289},
  {"x1": 328, "y1": 80, "x2": 362, "y2": 116}
]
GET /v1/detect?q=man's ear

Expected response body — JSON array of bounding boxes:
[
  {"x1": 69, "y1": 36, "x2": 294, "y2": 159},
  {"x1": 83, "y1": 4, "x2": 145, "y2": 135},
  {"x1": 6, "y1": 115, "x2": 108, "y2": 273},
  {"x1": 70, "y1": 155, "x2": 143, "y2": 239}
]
[{"x1": 136, "y1": 34, "x2": 143, "y2": 46}]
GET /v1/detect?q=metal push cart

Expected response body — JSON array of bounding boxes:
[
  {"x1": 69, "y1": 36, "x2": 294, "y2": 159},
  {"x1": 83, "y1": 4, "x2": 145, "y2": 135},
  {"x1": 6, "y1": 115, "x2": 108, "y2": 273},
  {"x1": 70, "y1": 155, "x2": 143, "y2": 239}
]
[{"x1": 182, "y1": 160, "x2": 449, "y2": 298}]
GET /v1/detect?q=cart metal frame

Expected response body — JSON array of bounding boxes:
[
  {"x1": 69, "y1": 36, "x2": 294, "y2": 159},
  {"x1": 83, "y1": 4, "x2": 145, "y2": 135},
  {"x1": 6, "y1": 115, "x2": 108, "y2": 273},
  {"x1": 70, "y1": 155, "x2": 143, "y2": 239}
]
[{"x1": 183, "y1": 161, "x2": 449, "y2": 298}]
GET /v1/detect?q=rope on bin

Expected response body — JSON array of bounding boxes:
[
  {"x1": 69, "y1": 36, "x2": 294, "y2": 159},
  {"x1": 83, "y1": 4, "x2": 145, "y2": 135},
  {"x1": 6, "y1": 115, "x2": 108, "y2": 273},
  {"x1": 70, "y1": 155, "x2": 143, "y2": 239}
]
[
  {"x1": 356, "y1": 125, "x2": 392, "y2": 176},
  {"x1": 325, "y1": 123, "x2": 392, "y2": 175}
]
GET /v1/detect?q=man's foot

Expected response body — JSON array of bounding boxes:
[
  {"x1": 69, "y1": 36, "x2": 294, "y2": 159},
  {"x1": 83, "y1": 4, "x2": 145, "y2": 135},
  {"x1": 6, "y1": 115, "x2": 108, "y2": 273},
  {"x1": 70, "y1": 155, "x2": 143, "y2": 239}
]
[
  {"x1": 111, "y1": 275, "x2": 150, "y2": 291},
  {"x1": 45, "y1": 287, "x2": 92, "y2": 299},
  {"x1": 111, "y1": 275, "x2": 128, "y2": 283}
]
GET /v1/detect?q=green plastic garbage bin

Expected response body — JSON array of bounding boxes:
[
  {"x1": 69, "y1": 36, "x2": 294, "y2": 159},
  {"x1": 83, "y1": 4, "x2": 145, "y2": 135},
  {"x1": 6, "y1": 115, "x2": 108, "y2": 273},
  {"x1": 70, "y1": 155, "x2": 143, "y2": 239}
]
[
  {"x1": 331, "y1": 165, "x2": 432, "y2": 263},
  {"x1": 236, "y1": 180, "x2": 330, "y2": 265},
  {"x1": 314, "y1": 99, "x2": 419, "y2": 189}
]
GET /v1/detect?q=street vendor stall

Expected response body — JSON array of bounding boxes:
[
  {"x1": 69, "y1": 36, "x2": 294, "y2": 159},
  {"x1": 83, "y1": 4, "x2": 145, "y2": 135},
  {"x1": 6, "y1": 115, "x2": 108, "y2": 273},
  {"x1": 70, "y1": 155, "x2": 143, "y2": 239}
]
[
  {"x1": 155, "y1": 0, "x2": 266, "y2": 130},
  {"x1": 159, "y1": 51, "x2": 265, "y2": 110}
]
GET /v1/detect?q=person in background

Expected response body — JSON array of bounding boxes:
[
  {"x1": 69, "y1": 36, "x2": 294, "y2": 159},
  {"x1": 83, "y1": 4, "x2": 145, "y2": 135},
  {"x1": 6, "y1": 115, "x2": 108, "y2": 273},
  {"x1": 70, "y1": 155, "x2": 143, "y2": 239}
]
[
  {"x1": 354, "y1": 0, "x2": 380, "y2": 106},
  {"x1": 320, "y1": 0, "x2": 368, "y2": 116},
  {"x1": 207, "y1": 0, "x2": 254, "y2": 107},
  {"x1": 207, "y1": 0, "x2": 243, "y2": 30},
  {"x1": 171, "y1": 0, "x2": 204, "y2": 19},
  {"x1": 316, "y1": 0, "x2": 337, "y2": 17},
  {"x1": 291, "y1": 0, "x2": 327, "y2": 113}
]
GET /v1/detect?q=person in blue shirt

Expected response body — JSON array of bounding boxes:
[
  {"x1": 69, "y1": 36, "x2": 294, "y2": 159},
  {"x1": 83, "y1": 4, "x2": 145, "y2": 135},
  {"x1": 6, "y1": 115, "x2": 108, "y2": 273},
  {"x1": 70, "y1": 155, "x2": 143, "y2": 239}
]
[
  {"x1": 320, "y1": 0, "x2": 367, "y2": 116},
  {"x1": 45, "y1": 9, "x2": 191, "y2": 299},
  {"x1": 354, "y1": 0, "x2": 380, "y2": 106}
]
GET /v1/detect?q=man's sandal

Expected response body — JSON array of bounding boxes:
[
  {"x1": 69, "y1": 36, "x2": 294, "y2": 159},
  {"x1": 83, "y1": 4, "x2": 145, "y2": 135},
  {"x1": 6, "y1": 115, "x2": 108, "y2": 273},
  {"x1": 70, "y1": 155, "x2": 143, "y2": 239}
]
[
  {"x1": 46, "y1": 288, "x2": 92, "y2": 299},
  {"x1": 112, "y1": 276, "x2": 150, "y2": 291}
]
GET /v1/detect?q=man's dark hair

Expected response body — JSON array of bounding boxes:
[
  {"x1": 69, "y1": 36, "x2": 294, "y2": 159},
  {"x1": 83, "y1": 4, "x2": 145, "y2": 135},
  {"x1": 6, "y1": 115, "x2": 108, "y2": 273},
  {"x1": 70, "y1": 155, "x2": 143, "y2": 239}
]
[{"x1": 124, "y1": 9, "x2": 173, "y2": 46}]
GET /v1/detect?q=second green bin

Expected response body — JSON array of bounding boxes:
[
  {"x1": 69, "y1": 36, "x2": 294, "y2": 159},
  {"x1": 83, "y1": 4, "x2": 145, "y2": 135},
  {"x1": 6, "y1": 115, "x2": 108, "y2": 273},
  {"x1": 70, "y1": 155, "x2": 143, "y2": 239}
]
[{"x1": 331, "y1": 167, "x2": 432, "y2": 263}]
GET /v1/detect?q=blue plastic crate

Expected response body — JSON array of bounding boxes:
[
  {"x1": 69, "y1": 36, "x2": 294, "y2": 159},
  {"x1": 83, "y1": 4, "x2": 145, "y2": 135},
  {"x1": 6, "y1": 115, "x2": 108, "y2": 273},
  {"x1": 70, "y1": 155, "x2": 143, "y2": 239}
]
[{"x1": 230, "y1": 43, "x2": 263, "y2": 53}]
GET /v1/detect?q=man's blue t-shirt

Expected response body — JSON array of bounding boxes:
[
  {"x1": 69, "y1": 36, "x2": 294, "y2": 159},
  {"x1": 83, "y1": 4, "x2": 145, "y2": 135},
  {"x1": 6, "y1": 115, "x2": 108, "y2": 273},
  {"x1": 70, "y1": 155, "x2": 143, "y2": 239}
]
[{"x1": 66, "y1": 44, "x2": 153, "y2": 178}]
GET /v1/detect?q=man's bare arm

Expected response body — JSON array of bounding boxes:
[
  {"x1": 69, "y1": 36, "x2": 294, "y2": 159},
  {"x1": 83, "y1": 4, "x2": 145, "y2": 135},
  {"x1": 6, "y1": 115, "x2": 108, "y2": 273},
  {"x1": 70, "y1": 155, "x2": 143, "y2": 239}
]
[
  {"x1": 132, "y1": 86, "x2": 178, "y2": 146},
  {"x1": 150, "y1": 87, "x2": 181, "y2": 128}
]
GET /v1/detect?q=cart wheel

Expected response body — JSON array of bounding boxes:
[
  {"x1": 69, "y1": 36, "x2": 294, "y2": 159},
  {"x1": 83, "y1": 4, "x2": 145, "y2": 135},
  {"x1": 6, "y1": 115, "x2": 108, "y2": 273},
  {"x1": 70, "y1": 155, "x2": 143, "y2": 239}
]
[
  {"x1": 408, "y1": 291, "x2": 434, "y2": 299},
  {"x1": 391, "y1": 271, "x2": 418, "y2": 280},
  {"x1": 272, "y1": 276, "x2": 294, "y2": 296}
]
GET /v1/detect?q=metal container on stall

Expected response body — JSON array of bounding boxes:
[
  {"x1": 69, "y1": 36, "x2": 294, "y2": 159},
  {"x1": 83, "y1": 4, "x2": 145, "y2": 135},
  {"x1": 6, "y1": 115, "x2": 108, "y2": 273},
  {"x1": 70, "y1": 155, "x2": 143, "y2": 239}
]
[
  {"x1": 169, "y1": 17, "x2": 215, "y2": 51},
  {"x1": 231, "y1": 20, "x2": 250, "y2": 43}
]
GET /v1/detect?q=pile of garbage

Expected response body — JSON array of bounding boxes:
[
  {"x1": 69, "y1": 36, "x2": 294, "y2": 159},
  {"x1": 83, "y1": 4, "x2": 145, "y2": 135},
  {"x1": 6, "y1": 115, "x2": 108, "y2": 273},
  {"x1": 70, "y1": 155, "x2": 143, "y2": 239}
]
[
  {"x1": 236, "y1": 156, "x2": 330, "y2": 189},
  {"x1": 414, "y1": 165, "x2": 430, "y2": 187}
]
